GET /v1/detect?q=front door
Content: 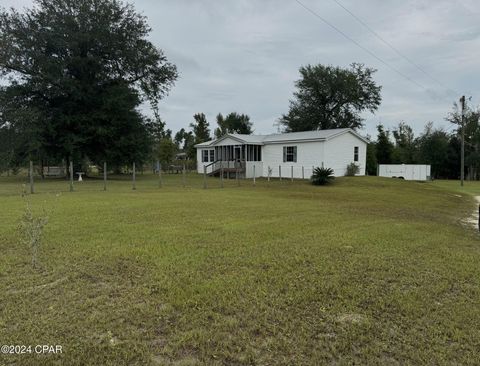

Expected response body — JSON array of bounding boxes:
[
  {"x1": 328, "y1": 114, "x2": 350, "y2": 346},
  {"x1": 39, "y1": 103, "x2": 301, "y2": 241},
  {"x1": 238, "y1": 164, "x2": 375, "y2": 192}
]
[{"x1": 234, "y1": 146, "x2": 241, "y2": 160}]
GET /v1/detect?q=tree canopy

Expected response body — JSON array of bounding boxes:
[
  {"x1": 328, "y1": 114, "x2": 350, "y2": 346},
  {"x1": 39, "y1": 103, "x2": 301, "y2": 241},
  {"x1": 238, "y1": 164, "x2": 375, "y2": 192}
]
[
  {"x1": 280, "y1": 63, "x2": 381, "y2": 131},
  {"x1": 375, "y1": 125, "x2": 393, "y2": 164},
  {"x1": 392, "y1": 122, "x2": 416, "y2": 164},
  {"x1": 214, "y1": 112, "x2": 253, "y2": 138},
  {"x1": 0, "y1": 0, "x2": 177, "y2": 168},
  {"x1": 174, "y1": 128, "x2": 195, "y2": 159},
  {"x1": 190, "y1": 113, "x2": 211, "y2": 144},
  {"x1": 446, "y1": 102, "x2": 480, "y2": 179}
]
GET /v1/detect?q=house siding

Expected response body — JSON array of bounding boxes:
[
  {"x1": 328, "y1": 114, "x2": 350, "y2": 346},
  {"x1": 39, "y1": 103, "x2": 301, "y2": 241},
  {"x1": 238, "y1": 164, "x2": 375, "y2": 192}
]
[
  {"x1": 323, "y1": 132, "x2": 366, "y2": 176},
  {"x1": 245, "y1": 162, "x2": 263, "y2": 178},
  {"x1": 262, "y1": 141, "x2": 326, "y2": 179}
]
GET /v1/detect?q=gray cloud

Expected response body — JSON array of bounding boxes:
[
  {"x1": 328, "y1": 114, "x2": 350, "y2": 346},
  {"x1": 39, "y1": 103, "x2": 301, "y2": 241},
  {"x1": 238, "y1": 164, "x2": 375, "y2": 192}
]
[{"x1": 1, "y1": 0, "x2": 478, "y2": 138}]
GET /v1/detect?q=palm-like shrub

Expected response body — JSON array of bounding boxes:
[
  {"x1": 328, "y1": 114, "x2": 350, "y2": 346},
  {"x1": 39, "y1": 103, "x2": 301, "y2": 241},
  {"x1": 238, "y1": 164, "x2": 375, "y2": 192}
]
[{"x1": 311, "y1": 167, "x2": 335, "y2": 185}]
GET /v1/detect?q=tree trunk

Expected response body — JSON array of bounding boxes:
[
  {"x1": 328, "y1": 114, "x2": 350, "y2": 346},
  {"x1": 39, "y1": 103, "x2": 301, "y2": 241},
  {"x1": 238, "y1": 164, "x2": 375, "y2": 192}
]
[
  {"x1": 65, "y1": 157, "x2": 69, "y2": 180},
  {"x1": 40, "y1": 159, "x2": 45, "y2": 180}
]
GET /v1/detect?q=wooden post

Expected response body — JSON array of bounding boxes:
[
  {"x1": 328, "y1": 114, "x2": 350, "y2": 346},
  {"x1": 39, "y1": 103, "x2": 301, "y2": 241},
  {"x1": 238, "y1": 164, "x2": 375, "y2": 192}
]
[
  {"x1": 157, "y1": 161, "x2": 162, "y2": 188},
  {"x1": 220, "y1": 165, "x2": 224, "y2": 188},
  {"x1": 302, "y1": 166, "x2": 305, "y2": 179},
  {"x1": 29, "y1": 160, "x2": 34, "y2": 194},
  {"x1": 182, "y1": 164, "x2": 186, "y2": 188},
  {"x1": 279, "y1": 165, "x2": 282, "y2": 181},
  {"x1": 460, "y1": 96, "x2": 465, "y2": 187},
  {"x1": 203, "y1": 166, "x2": 207, "y2": 189},
  {"x1": 69, "y1": 161, "x2": 74, "y2": 192},
  {"x1": 253, "y1": 165, "x2": 256, "y2": 186},
  {"x1": 268, "y1": 166, "x2": 270, "y2": 182},
  {"x1": 236, "y1": 165, "x2": 239, "y2": 186},
  {"x1": 103, "y1": 162, "x2": 107, "y2": 191},
  {"x1": 132, "y1": 162, "x2": 136, "y2": 190},
  {"x1": 291, "y1": 166, "x2": 294, "y2": 182}
]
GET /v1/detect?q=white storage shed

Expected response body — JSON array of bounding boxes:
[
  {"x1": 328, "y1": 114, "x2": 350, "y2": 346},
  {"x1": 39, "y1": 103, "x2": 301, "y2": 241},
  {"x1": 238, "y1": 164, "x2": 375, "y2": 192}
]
[{"x1": 378, "y1": 164, "x2": 431, "y2": 181}]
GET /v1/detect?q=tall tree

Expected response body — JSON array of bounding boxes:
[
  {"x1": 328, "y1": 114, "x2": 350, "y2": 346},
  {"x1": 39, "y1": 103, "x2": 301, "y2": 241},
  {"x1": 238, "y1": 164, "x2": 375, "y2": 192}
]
[
  {"x1": 0, "y1": 0, "x2": 177, "y2": 167},
  {"x1": 174, "y1": 128, "x2": 186, "y2": 148},
  {"x1": 366, "y1": 142, "x2": 377, "y2": 176},
  {"x1": 0, "y1": 125, "x2": 18, "y2": 173},
  {"x1": 416, "y1": 123, "x2": 450, "y2": 179},
  {"x1": 445, "y1": 135, "x2": 461, "y2": 180},
  {"x1": 156, "y1": 137, "x2": 177, "y2": 169},
  {"x1": 392, "y1": 122, "x2": 416, "y2": 164},
  {"x1": 446, "y1": 102, "x2": 480, "y2": 180},
  {"x1": 190, "y1": 113, "x2": 211, "y2": 144},
  {"x1": 375, "y1": 125, "x2": 393, "y2": 164},
  {"x1": 214, "y1": 112, "x2": 253, "y2": 138},
  {"x1": 183, "y1": 132, "x2": 196, "y2": 160},
  {"x1": 280, "y1": 63, "x2": 382, "y2": 131},
  {"x1": 146, "y1": 115, "x2": 172, "y2": 169},
  {"x1": 174, "y1": 128, "x2": 195, "y2": 159}
]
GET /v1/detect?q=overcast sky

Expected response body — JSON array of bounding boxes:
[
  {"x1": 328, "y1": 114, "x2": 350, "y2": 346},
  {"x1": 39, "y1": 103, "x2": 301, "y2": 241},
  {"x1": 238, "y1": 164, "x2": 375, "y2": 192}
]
[{"x1": 4, "y1": 0, "x2": 480, "y2": 138}]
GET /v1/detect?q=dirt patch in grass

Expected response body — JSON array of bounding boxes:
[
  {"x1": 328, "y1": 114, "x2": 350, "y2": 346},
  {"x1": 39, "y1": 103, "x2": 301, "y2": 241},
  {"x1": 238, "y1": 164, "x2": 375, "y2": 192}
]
[
  {"x1": 6, "y1": 276, "x2": 68, "y2": 295},
  {"x1": 151, "y1": 355, "x2": 200, "y2": 366},
  {"x1": 463, "y1": 196, "x2": 480, "y2": 229},
  {"x1": 335, "y1": 313, "x2": 368, "y2": 325}
]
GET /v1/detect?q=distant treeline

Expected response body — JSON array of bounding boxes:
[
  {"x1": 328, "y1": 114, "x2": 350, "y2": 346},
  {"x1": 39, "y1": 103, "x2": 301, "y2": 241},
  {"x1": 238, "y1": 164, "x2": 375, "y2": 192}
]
[{"x1": 369, "y1": 103, "x2": 480, "y2": 179}]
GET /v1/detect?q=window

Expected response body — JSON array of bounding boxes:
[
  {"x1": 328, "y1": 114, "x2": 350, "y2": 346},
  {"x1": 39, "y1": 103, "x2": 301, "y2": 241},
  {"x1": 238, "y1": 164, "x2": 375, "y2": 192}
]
[
  {"x1": 209, "y1": 149, "x2": 215, "y2": 162},
  {"x1": 202, "y1": 150, "x2": 209, "y2": 162},
  {"x1": 283, "y1": 146, "x2": 297, "y2": 162},
  {"x1": 247, "y1": 145, "x2": 261, "y2": 161},
  {"x1": 354, "y1": 146, "x2": 359, "y2": 162}
]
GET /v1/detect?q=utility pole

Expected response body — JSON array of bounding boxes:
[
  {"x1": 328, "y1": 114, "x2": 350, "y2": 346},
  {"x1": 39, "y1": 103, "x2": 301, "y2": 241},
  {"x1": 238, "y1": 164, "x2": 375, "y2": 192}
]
[{"x1": 460, "y1": 95, "x2": 465, "y2": 187}]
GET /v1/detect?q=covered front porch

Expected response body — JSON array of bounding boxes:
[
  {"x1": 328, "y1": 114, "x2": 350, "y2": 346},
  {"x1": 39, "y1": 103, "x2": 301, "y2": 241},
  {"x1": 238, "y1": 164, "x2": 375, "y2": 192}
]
[
  {"x1": 204, "y1": 144, "x2": 262, "y2": 178},
  {"x1": 214, "y1": 144, "x2": 262, "y2": 162}
]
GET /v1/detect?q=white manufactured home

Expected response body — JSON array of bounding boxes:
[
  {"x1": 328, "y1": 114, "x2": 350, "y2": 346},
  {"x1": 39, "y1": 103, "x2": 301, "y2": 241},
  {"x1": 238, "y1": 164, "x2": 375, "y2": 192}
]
[
  {"x1": 378, "y1": 164, "x2": 431, "y2": 181},
  {"x1": 195, "y1": 128, "x2": 367, "y2": 179}
]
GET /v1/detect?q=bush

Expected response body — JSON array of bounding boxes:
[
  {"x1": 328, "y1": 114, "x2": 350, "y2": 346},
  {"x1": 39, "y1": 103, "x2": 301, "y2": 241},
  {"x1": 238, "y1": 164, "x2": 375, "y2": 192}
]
[
  {"x1": 311, "y1": 167, "x2": 335, "y2": 185},
  {"x1": 18, "y1": 194, "x2": 49, "y2": 269},
  {"x1": 345, "y1": 163, "x2": 360, "y2": 176}
]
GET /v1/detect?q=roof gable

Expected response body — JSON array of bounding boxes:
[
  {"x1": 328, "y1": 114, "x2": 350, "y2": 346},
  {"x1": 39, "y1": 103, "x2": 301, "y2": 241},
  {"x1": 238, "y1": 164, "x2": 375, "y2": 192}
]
[
  {"x1": 324, "y1": 129, "x2": 369, "y2": 144},
  {"x1": 213, "y1": 135, "x2": 248, "y2": 146}
]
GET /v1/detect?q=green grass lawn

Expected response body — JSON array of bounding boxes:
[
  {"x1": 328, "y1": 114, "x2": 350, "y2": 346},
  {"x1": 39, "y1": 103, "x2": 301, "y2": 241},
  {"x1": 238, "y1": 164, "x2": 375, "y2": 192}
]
[
  {"x1": 0, "y1": 174, "x2": 479, "y2": 365},
  {"x1": 430, "y1": 179, "x2": 480, "y2": 197}
]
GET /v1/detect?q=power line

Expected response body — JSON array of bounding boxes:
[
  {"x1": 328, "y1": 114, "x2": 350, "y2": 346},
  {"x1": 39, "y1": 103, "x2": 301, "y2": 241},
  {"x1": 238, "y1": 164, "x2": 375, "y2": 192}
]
[
  {"x1": 293, "y1": 0, "x2": 455, "y2": 104},
  {"x1": 329, "y1": 0, "x2": 459, "y2": 96}
]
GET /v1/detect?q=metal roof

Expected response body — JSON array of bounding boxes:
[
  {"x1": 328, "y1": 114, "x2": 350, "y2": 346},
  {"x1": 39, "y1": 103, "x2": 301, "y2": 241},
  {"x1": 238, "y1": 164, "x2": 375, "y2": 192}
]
[
  {"x1": 262, "y1": 128, "x2": 355, "y2": 143},
  {"x1": 194, "y1": 128, "x2": 368, "y2": 147}
]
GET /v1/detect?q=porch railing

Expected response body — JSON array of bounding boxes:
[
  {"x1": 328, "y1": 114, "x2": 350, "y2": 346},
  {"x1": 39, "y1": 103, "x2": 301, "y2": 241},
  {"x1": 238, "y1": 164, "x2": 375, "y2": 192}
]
[{"x1": 204, "y1": 160, "x2": 245, "y2": 175}]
